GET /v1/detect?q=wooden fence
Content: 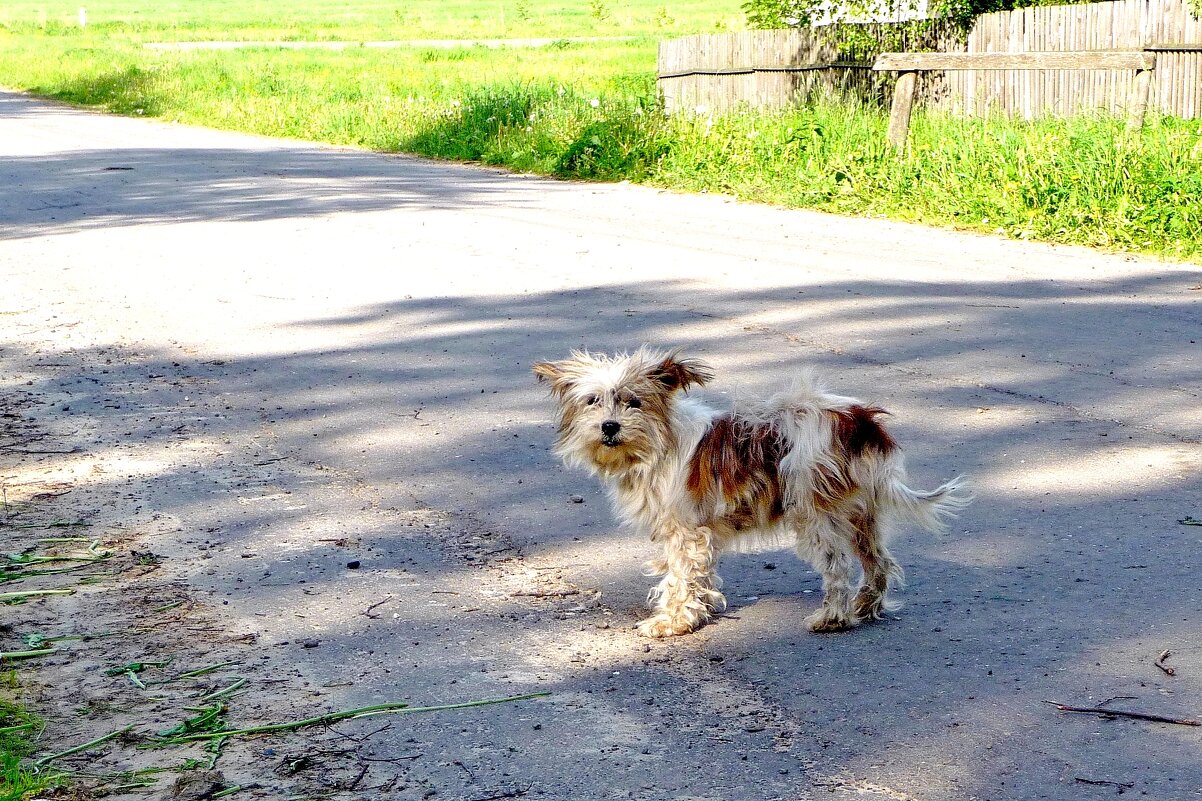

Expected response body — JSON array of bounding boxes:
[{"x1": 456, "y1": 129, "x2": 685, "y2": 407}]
[
  {"x1": 952, "y1": 0, "x2": 1201, "y2": 118},
  {"x1": 657, "y1": 0, "x2": 1202, "y2": 119},
  {"x1": 657, "y1": 24, "x2": 959, "y2": 113}
]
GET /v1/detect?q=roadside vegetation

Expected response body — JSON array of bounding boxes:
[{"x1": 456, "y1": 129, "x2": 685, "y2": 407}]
[
  {"x1": 0, "y1": 0, "x2": 739, "y2": 40},
  {"x1": 1, "y1": 675, "x2": 60, "y2": 801},
  {"x1": 0, "y1": 0, "x2": 1198, "y2": 260}
]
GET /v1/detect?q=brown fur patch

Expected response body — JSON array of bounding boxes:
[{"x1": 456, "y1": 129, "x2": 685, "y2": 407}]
[
  {"x1": 687, "y1": 416, "x2": 784, "y2": 530},
  {"x1": 650, "y1": 355, "x2": 714, "y2": 392},
  {"x1": 555, "y1": 397, "x2": 583, "y2": 436},
  {"x1": 532, "y1": 361, "x2": 567, "y2": 396},
  {"x1": 812, "y1": 464, "x2": 854, "y2": 510},
  {"x1": 811, "y1": 406, "x2": 895, "y2": 509},
  {"x1": 830, "y1": 405, "x2": 897, "y2": 459}
]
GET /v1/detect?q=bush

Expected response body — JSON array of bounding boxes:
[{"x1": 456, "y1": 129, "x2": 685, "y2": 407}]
[{"x1": 742, "y1": 0, "x2": 1109, "y2": 30}]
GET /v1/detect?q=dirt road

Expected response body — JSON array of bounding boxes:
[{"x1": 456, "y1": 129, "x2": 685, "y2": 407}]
[{"x1": 2, "y1": 87, "x2": 1200, "y2": 800}]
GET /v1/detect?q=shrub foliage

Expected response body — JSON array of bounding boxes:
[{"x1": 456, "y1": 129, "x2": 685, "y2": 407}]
[{"x1": 743, "y1": 0, "x2": 1120, "y2": 30}]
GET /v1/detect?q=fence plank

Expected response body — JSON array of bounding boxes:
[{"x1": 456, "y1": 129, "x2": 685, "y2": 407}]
[{"x1": 657, "y1": 0, "x2": 1202, "y2": 118}]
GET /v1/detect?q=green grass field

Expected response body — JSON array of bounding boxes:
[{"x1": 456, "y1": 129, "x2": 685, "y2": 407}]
[
  {"x1": 0, "y1": 0, "x2": 744, "y2": 40},
  {"x1": 0, "y1": 0, "x2": 1199, "y2": 260}
]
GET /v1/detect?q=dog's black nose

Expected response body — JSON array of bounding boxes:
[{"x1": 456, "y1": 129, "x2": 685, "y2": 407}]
[{"x1": 601, "y1": 420, "x2": 621, "y2": 437}]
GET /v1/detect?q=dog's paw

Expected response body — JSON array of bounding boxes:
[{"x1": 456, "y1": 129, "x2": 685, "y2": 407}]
[
  {"x1": 852, "y1": 591, "x2": 885, "y2": 621},
  {"x1": 636, "y1": 614, "x2": 695, "y2": 638},
  {"x1": 804, "y1": 606, "x2": 857, "y2": 633},
  {"x1": 852, "y1": 588, "x2": 901, "y2": 620}
]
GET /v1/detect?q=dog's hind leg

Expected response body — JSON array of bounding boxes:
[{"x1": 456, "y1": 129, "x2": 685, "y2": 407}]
[
  {"x1": 638, "y1": 523, "x2": 725, "y2": 638},
  {"x1": 796, "y1": 515, "x2": 860, "y2": 632},
  {"x1": 850, "y1": 509, "x2": 904, "y2": 621}
]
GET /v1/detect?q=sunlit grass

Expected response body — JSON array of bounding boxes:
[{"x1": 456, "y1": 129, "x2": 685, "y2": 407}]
[
  {"x1": 0, "y1": 0, "x2": 745, "y2": 41},
  {"x1": 1, "y1": 693, "x2": 61, "y2": 801},
  {"x1": 649, "y1": 102, "x2": 1202, "y2": 257},
  {"x1": 0, "y1": 1, "x2": 1198, "y2": 260}
]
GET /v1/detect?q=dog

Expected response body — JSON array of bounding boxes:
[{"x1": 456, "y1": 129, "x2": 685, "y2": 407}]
[{"x1": 533, "y1": 347, "x2": 971, "y2": 638}]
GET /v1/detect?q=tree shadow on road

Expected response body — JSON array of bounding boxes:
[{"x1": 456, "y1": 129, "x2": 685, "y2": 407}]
[
  {"x1": 0, "y1": 141, "x2": 566, "y2": 240},
  {"x1": 3, "y1": 272, "x2": 1201, "y2": 799}
]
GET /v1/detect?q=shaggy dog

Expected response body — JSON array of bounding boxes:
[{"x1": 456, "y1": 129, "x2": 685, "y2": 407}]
[{"x1": 533, "y1": 348, "x2": 971, "y2": 638}]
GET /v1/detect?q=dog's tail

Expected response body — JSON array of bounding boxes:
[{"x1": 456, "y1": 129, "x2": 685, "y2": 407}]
[{"x1": 881, "y1": 474, "x2": 973, "y2": 533}]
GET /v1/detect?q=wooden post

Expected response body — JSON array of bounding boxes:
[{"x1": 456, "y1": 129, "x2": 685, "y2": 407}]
[
  {"x1": 886, "y1": 71, "x2": 917, "y2": 150},
  {"x1": 1127, "y1": 65, "x2": 1153, "y2": 130}
]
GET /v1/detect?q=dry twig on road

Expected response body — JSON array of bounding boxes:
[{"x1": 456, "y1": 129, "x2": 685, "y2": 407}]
[
  {"x1": 1044, "y1": 700, "x2": 1199, "y2": 726},
  {"x1": 1074, "y1": 777, "x2": 1134, "y2": 789}
]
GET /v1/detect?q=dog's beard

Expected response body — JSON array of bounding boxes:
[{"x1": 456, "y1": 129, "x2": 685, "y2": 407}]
[
  {"x1": 585, "y1": 437, "x2": 642, "y2": 472},
  {"x1": 557, "y1": 422, "x2": 665, "y2": 477}
]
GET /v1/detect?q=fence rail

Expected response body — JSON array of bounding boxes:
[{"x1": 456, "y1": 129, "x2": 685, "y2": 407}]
[
  {"x1": 657, "y1": 0, "x2": 1202, "y2": 119},
  {"x1": 875, "y1": 49, "x2": 1159, "y2": 147},
  {"x1": 657, "y1": 24, "x2": 958, "y2": 113}
]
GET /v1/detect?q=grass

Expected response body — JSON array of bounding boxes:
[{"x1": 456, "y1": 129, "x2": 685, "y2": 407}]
[
  {"x1": 407, "y1": 86, "x2": 1201, "y2": 257},
  {"x1": 650, "y1": 103, "x2": 1202, "y2": 257},
  {"x1": 1, "y1": 677, "x2": 62, "y2": 801},
  {"x1": 0, "y1": 0, "x2": 1199, "y2": 260},
  {"x1": 0, "y1": 0, "x2": 743, "y2": 40}
]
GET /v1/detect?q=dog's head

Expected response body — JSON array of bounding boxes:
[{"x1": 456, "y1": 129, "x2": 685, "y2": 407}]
[{"x1": 533, "y1": 348, "x2": 713, "y2": 476}]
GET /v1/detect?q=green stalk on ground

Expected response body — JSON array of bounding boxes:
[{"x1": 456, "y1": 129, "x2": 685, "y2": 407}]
[{"x1": 153, "y1": 691, "x2": 551, "y2": 745}]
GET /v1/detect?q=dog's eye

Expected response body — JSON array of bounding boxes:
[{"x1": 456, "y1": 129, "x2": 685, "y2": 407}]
[
  {"x1": 585, "y1": 395, "x2": 599, "y2": 406},
  {"x1": 626, "y1": 397, "x2": 642, "y2": 409}
]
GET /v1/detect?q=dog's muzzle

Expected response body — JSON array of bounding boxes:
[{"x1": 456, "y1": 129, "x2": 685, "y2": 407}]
[{"x1": 600, "y1": 420, "x2": 622, "y2": 446}]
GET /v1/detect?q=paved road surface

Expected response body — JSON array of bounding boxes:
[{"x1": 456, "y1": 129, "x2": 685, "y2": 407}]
[{"x1": 2, "y1": 88, "x2": 1200, "y2": 800}]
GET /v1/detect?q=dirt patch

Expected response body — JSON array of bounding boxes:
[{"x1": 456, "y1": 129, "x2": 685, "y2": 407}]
[
  {"x1": 3, "y1": 382, "x2": 340, "y2": 799},
  {"x1": 0, "y1": 354, "x2": 561, "y2": 801}
]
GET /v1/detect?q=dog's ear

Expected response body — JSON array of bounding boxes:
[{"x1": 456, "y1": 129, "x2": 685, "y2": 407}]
[
  {"x1": 651, "y1": 353, "x2": 714, "y2": 392},
  {"x1": 532, "y1": 361, "x2": 562, "y2": 383},
  {"x1": 533, "y1": 360, "x2": 573, "y2": 397}
]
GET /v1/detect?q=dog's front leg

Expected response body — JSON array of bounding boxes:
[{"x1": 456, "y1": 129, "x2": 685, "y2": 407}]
[{"x1": 638, "y1": 523, "x2": 725, "y2": 638}]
